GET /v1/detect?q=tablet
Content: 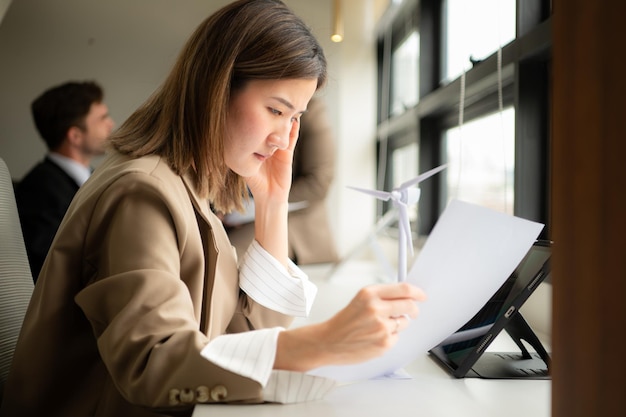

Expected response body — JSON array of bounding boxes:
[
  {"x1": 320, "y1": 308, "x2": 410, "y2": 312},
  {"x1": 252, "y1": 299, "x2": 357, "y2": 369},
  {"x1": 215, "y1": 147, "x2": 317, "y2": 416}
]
[{"x1": 429, "y1": 240, "x2": 552, "y2": 379}]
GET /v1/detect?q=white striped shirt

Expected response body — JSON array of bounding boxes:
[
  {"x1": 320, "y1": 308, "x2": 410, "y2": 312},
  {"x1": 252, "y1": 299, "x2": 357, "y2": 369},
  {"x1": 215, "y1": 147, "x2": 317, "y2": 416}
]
[{"x1": 200, "y1": 240, "x2": 336, "y2": 403}]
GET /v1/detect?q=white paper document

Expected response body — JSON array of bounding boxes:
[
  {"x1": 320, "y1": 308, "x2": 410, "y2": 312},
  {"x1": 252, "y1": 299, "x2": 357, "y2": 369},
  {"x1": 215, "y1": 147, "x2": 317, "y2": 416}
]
[{"x1": 308, "y1": 199, "x2": 544, "y2": 382}]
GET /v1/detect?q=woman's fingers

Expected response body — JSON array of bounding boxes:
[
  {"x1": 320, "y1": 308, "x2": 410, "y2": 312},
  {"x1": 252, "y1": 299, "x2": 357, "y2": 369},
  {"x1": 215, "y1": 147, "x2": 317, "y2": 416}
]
[
  {"x1": 372, "y1": 281, "x2": 427, "y2": 302},
  {"x1": 389, "y1": 314, "x2": 411, "y2": 335},
  {"x1": 355, "y1": 283, "x2": 426, "y2": 339},
  {"x1": 354, "y1": 282, "x2": 426, "y2": 320},
  {"x1": 390, "y1": 316, "x2": 401, "y2": 334},
  {"x1": 335, "y1": 282, "x2": 426, "y2": 341}
]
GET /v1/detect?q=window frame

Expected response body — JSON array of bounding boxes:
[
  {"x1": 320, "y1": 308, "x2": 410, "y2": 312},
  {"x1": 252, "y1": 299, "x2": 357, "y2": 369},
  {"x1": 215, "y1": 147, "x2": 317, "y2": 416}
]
[{"x1": 376, "y1": 0, "x2": 552, "y2": 239}]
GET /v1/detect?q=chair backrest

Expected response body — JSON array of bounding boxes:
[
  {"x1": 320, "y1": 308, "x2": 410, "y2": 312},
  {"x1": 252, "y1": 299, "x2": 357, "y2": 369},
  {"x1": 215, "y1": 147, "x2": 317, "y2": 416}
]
[{"x1": 0, "y1": 157, "x2": 34, "y2": 401}]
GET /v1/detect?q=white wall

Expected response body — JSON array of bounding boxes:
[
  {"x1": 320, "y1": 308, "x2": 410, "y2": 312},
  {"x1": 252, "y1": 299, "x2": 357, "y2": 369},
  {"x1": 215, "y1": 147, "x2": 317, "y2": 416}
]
[
  {"x1": 327, "y1": 0, "x2": 380, "y2": 255},
  {"x1": 0, "y1": 0, "x2": 384, "y2": 257}
]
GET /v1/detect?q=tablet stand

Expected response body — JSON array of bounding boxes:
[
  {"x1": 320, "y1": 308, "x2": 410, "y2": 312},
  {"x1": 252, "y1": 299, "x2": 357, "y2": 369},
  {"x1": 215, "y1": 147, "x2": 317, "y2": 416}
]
[{"x1": 467, "y1": 312, "x2": 551, "y2": 379}]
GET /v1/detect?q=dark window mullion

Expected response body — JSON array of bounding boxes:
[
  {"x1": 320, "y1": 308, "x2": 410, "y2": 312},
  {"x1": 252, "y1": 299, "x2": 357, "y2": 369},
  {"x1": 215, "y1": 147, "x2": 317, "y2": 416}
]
[{"x1": 377, "y1": 0, "x2": 552, "y2": 237}]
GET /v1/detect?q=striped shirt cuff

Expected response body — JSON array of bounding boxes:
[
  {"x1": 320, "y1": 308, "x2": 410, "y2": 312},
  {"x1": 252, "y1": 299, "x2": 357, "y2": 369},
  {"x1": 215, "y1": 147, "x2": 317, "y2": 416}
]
[
  {"x1": 239, "y1": 240, "x2": 317, "y2": 317},
  {"x1": 200, "y1": 328, "x2": 337, "y2": 403},
  {"x1": 200, "y1": 327, "x2": 280, "y2": 386},
  {"x1": 263, "y1": 370, "x2": 337, "y2": 403}
]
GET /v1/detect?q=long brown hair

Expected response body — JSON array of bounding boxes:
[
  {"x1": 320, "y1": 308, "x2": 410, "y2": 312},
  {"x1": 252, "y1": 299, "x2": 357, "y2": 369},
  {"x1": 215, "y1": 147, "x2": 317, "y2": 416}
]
[{"x1": 109, "y1": 0, "x2": 327, "y2": 212}]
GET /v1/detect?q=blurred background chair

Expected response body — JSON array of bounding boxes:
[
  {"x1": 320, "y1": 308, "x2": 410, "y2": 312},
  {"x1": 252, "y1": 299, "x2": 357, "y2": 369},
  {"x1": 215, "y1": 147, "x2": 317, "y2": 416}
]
[{"x1": 0, "y1": 157, "x2": 34, "y2": 405}]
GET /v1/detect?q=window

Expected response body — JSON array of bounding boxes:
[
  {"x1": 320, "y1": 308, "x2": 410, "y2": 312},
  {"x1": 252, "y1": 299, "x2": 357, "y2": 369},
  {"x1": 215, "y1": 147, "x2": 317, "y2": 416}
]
[
  {"x1": 442, "y1": 0, "x2": 516, "y2": 82},
  {"x1": 445, "y1": 107, "x2": 515, "y2": 214},
  {"x1": 391, "y1": 30, "x2": 420, "y2": 116},
  {"x1": 376, "y1": 0, "x2": 551, "y2": 239},
  {"x1": 393, "y1": 142, "x2": 419, "y2": 187}
]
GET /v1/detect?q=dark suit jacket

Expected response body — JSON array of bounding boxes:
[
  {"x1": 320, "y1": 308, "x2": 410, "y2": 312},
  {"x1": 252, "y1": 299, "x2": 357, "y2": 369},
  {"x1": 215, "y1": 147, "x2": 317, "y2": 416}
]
[{"x1": 15, "y1": 156, "x2": 79, "y2": 281}]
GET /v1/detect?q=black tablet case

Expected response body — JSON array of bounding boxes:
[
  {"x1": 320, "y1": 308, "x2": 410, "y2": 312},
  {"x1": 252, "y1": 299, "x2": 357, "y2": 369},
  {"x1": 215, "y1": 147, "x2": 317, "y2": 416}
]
[{"x1": 429, "y1": 240, "x2": 552, "y2": 379}]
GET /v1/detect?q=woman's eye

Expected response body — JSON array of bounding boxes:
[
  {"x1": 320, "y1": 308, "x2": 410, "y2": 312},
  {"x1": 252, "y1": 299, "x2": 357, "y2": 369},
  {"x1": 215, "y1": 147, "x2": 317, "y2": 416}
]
[{"x1": 269, "y1": 108, "x2": 282, "y2": 116}]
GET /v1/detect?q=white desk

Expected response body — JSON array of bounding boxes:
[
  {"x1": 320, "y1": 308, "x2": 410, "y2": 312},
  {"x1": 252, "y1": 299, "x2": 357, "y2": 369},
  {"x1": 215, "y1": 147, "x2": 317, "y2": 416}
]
[
  {"x1": 192, "y1": 343, "x2": 550, "y2": 417},
  {"x1": 193, "y1": 262, "x2": 552, "y2": 417}
]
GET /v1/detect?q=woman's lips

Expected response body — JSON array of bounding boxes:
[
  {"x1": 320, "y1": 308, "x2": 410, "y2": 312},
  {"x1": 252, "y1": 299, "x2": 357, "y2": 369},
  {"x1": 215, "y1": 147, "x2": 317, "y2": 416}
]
[{"x1": 254, "y1": 153, "x2": 269, "y2": 161}]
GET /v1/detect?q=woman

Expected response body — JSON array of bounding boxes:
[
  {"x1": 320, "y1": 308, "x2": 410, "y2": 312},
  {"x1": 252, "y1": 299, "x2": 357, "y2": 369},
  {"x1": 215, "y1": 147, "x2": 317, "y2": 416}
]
[{"x1": 1, "y1": 1, "x2": 425, "y2": 416}]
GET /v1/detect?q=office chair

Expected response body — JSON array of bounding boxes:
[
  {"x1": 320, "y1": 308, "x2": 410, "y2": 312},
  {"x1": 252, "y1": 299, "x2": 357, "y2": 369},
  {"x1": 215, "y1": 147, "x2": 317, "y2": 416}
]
[{"x1": 0, "y1": 157, "x2": 34, "y2": 404}]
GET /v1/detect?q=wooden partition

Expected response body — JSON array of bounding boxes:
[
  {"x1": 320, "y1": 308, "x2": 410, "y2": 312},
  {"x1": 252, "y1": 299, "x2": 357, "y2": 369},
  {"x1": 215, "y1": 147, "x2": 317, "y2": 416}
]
[{"x1": 551, "y1": 1, "x2": 626, "y2": 416}]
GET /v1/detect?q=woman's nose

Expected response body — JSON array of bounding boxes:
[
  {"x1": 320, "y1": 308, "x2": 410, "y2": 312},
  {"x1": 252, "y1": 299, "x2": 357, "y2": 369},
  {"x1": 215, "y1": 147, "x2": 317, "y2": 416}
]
[{"x1": 269, "y1": 122, "x2": 292, "y2": 150}]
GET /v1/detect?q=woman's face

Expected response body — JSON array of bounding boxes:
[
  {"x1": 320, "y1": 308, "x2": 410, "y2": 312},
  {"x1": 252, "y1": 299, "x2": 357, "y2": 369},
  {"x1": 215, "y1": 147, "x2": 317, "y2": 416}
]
[{"x1": 224, "y1": 78, "x2": 317, "y2": 177}]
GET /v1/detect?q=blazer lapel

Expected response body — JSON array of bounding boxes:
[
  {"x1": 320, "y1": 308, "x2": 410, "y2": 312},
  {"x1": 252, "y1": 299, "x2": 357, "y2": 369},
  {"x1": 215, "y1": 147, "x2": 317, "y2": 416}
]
[{"x1": 181, "y1": 173, "x2": 240, "y2": 339}]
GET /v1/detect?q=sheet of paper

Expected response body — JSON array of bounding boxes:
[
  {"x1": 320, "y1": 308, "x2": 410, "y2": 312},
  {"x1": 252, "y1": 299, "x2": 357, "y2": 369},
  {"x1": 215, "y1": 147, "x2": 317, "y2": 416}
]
[{"x1": 308, "y1": 199, "x2": 544, "y2": 382}]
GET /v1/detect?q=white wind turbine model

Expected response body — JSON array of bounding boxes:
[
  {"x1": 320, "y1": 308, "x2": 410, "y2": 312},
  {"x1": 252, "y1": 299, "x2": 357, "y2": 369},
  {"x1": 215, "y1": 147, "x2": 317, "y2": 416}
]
[{"x1": 347, "y1": 164, "x2": 448, "y2": 282}]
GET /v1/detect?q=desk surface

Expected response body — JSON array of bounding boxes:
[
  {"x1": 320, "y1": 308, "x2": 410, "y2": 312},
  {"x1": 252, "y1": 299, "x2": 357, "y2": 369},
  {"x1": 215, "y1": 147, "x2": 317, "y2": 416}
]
[
  {"x1": 193, "y1": 261, "x2": 551, "y2": 417},
  {"x1": 192, "y1": 344, "x2": 550, "y2": 417}
]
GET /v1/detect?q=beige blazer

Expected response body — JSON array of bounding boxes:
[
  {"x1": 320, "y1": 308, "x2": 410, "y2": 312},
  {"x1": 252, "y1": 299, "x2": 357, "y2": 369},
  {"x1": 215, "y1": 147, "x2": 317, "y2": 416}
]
[
  {"x1": 0, "y1": 152, "x2": 292, "y2": 417},
  {"x1": 228, "y1": 97, "x2": 339, "y2": 265}
]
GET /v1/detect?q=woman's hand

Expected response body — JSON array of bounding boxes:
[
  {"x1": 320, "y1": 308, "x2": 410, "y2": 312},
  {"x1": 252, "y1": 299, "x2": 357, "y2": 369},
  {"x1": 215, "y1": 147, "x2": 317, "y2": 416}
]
[
  {"x1": 245, "y1": 120, "x2": 300, "y2": 266},
  {"x1": 274, "y1": 282, "x2": 427, "y2": 372},
  {"x1": 246, "y1": 119, "x2": 300, "y2": 205}
]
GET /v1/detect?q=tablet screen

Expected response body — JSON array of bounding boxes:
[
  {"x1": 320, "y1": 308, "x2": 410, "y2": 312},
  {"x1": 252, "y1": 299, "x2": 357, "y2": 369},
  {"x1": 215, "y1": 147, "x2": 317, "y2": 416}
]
[{"x1": 436, "y1": 241, "x2": 551, "y2": 368}]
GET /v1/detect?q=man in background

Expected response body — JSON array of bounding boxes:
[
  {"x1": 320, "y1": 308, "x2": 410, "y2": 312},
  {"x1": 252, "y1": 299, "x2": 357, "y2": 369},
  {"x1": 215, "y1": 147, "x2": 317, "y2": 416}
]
[{"x1": 15, "y1": 80, "x2": 114, "y2": 281}]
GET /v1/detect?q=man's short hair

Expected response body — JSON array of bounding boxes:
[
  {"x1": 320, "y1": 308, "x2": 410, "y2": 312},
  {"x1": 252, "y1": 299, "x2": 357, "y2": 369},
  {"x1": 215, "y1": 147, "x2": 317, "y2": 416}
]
[{"x1": 31, "y1": 81, "x2": 104, "y2": 150}]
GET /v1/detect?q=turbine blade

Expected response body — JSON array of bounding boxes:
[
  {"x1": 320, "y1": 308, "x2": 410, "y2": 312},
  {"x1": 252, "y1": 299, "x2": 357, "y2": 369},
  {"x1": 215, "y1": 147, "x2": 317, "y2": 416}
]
[
  {"x1": 347, "y1": 186, "x2": 391, "y2": 201},
  {"x1": 397, "y1": 163, "x2": 448, "y2": 190}
]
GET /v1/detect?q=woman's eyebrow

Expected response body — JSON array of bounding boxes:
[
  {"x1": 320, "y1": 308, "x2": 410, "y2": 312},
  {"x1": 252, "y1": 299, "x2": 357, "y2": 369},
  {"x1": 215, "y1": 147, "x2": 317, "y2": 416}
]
[
  {"x1": 271, "y1": 96, "x2": 308, "y2": 114},
  {"x1": 271, "y1": 96, "x2": 294, "y2": 110}
]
